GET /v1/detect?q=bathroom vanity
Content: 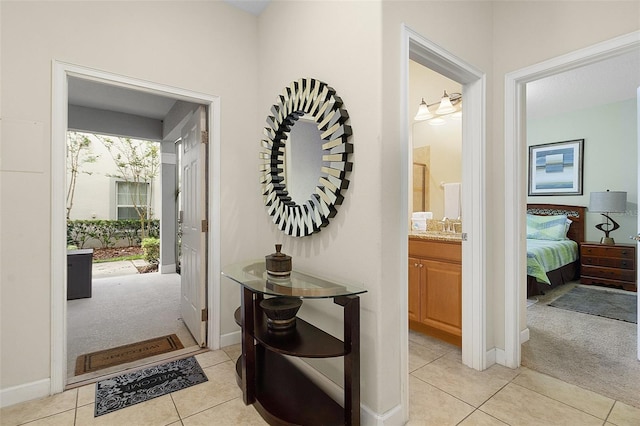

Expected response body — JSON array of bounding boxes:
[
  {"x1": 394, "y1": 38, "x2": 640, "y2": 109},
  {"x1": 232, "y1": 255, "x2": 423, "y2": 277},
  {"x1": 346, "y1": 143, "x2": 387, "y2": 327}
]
[{"x1": 408, "y1": 234, "x2": 462, "y2": 346}]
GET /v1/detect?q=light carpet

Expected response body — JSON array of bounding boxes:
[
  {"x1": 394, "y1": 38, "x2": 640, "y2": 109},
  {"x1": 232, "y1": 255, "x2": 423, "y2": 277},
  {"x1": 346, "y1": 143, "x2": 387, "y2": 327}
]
[{"x1": 523, "y1": 283, "x2": 640, "y2": 409}]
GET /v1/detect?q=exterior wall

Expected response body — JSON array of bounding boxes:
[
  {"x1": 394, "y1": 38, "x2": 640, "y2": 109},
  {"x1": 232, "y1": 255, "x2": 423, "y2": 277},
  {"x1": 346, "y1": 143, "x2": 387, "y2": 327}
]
[
  {"x1": 67, "y1": 133, "x2": 163, "y2": 225},
  {"x1": 1, "y1": 0, "x2": 260, "y2": 393}
]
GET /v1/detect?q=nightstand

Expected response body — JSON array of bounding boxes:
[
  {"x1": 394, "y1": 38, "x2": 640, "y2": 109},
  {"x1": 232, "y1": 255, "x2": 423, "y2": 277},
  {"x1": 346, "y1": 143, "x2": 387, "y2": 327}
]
[{"x1": 580, "y1": 242, "x2": 637, "y2": 292}]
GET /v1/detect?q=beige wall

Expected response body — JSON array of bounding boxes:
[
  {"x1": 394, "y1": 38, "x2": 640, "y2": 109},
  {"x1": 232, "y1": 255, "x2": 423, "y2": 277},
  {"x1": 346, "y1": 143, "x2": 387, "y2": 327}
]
[
  {"x1": 1, "y1": 1, "x2": 260, "y2": 390},
  {"x1": 256, "y1": 0, "x2": 387, "y2": 414},
  {"x1": 2, "y1": 0, "x2": 639, "y2": 421}
]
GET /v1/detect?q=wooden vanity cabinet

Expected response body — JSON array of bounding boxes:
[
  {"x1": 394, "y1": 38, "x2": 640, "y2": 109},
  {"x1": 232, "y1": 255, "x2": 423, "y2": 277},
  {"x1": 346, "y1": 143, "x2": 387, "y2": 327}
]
[{"x1": 409, "y1": 238, "x2": 462, "y2": 346}]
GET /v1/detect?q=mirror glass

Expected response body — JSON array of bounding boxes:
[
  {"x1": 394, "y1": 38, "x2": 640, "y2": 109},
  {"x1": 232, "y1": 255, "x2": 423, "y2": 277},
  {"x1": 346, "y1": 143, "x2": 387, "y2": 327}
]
[{"x1": 284, "y1": 115, "x2": 324, "y2": 204}]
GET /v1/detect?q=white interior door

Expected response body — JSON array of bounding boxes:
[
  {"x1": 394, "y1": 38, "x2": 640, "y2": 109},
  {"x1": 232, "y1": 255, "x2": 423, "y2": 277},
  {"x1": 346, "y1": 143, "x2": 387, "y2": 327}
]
[{"x1": 180, "y1": 106, "x2": 207, "y2": 346}]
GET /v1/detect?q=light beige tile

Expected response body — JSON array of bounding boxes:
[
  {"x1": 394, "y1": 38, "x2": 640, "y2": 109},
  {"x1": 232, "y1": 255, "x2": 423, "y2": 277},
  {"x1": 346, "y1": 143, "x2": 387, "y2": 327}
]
[
  {"x1": 409, "y1": 331, "x2": 458, "y2": 357},
  {"x1": 194, "y1": 350, "x2": 230, "y2": 369},
  {"x1": 607, "y1": 400, "x2": 640, "y2": 426},
  {"x1": 480, "y1": 383, "x2": 603, "y2": 426},
  {"x1": 408, "y1": 375, "x2": 474, "y2": 425},
  {"x1": 458, "y1": 409, "x2": 508, "y2": 425},
  {"x1": 170, "y1": 360, "x2": 241, "y2": 419},
  {"x1": 409, "y1": 341, "x2": 442, "y2": 373},
  {"x1": 77, "y1": 383, "x2": 96, "y2": 407},
  {"x1": 20, "y1": 409, "x2": 76, "y2": 426},
  {"x1": 182, "y1": 397, "x2": 267, "y2": 426},
  {"x1": 75, "y1": 394, "x2": 179, "y2": 425},
  {"x1": 411, "y1": 355, "x2": 517, "y2": 407},
  {"x1": 513, "y1": 367, "x2": 614, "y2": 419},
  {"x1": 0, "y1": 389, "x2": 77, "y2": 426},
  {"x1": 221, "y1": 344, "x2": 241, "y2": 363}
]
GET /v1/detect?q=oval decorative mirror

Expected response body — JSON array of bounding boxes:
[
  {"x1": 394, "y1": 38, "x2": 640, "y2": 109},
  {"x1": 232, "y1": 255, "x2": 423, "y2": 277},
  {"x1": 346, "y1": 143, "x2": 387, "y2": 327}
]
[{"x1": 260, "y1": 78, "x2": 353, "y2": 237}]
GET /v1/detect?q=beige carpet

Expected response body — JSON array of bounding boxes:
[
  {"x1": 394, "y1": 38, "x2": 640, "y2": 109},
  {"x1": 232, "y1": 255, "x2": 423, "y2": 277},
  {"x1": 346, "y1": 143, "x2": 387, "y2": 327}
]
[{"x1": 523, "y1": 283, "x2": 640, "y2": 408}]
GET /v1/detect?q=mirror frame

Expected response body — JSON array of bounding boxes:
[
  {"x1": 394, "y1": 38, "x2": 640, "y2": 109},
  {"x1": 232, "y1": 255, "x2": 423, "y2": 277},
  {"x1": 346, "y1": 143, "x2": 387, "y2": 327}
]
[{"x1": 260, "y1": 78, "x2": 353, "y2": 237}]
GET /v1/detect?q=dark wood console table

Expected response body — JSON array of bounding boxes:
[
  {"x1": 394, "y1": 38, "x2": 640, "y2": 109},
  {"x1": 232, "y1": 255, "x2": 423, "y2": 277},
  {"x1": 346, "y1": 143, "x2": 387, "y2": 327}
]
[{"x1": 222, "y1": 261, "x2": 367, "y2": 426}]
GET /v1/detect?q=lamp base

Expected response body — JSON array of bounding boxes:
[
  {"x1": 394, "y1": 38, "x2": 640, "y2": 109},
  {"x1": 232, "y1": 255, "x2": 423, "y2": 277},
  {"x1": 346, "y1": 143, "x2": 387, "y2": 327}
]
[{"x1": 600, "y1": 236, "x2": 615, "y2": 245}]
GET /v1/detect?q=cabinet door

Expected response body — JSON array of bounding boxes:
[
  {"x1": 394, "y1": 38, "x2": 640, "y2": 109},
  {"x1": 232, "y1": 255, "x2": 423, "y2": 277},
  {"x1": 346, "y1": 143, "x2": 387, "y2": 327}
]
[
  {"x1": 408, "y1": 257, "x2": 422, "y2": 322},
  {"x1": 420, "y1": 259, "x2": 462, "y2": 336}
]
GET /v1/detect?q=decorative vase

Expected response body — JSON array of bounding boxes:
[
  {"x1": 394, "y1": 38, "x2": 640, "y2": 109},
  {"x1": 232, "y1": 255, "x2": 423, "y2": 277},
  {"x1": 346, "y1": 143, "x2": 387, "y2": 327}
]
[
  {"x1": 265, "y1": 244, "x2": 292, "y2": 277},
  {"x1": 260, "y1": 297, "x2": 303, "y2": 331}
]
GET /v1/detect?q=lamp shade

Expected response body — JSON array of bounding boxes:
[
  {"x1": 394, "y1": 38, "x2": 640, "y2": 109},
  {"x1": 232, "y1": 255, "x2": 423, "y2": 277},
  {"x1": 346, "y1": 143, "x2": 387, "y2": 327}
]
[
  {"x1": 436, "y1": 91, "x2": 456, "y2": 115},
  {"x1": 589, "y1": 191, "x2": 627, "y2": 213},
  {"x1": 414, "y1": 98, "x2": 433, "y2": 121}
]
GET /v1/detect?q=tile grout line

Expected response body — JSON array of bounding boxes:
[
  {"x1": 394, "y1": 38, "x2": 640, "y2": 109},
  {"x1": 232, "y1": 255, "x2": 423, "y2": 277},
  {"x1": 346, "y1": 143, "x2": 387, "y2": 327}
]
[{"x1": 176, "y1": 395, "x2": 244, "y2": 422}]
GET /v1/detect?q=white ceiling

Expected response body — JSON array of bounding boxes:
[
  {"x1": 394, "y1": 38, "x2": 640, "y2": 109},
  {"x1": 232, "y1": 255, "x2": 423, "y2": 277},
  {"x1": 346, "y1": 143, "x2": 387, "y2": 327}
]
[{"x1": 527, "y1": 49, "x2": 640, "y2": 119}]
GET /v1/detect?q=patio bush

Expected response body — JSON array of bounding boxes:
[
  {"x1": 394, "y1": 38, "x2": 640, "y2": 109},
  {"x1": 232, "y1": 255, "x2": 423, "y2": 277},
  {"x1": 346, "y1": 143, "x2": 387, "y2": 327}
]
[
  {"x1": 67, "y1": 219, "x2": 160, "y2": 248},
  {"x1": 141, "y1": 237, "x2": 160, "y2": 265}
]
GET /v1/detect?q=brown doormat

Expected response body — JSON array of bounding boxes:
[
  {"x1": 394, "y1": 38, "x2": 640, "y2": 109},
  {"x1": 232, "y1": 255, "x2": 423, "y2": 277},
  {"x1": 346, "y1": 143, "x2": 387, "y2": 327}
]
[{"x1": 75, "y1": 334, "x2": 184, "y2": 376}]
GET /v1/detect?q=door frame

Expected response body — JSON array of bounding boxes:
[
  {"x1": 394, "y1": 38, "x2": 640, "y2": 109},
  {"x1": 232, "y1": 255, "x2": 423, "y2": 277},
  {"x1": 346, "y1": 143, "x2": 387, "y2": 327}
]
[
  {"x1": 400, "y1": 25, "x2": 488, "y2": 417},
  {"x1": 503, "y1": 31, "x2": 640, "y2": 367},
  {"x1": 51, "y1": 61, "x2": 221, "y2": 393}
]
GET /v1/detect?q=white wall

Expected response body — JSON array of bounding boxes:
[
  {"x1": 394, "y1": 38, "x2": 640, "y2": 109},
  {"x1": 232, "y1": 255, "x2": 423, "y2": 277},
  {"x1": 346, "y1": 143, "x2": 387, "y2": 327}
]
[
  {"x1": 1, "y1": 0, "x2": 260, "y2": 393},
  {"x1": 256, "y1": 0, "x2": 387, "y2": 416},
  {"x1": 528, "y1": 99, "x2": 638, "y2": 244}
]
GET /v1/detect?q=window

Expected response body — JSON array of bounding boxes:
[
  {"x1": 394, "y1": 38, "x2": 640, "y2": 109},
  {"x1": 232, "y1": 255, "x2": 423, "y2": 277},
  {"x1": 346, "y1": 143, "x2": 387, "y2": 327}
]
[{"x1": 116, "y1": 181, "x2": 149, "y2": 220}]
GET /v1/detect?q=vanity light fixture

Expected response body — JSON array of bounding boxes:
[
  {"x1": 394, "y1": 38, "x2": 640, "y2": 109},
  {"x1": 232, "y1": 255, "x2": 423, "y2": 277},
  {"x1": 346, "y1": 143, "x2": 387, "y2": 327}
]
[{"x1": 414, "y1": 90, "x2": 462, "y2": 123}]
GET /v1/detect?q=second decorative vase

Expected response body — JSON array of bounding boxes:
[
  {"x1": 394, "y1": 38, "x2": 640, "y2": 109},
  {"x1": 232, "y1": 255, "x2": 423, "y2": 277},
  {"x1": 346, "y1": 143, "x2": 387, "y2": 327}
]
[{"x1": 265, "y1": 244, "x2": 292, "y2": 277}]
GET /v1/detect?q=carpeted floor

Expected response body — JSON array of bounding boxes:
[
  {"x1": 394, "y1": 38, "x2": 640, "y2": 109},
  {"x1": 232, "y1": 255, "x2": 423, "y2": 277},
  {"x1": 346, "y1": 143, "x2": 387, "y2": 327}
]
[
  {"x1": 67, "y1": 272, "x2": 198, "y2": 379},
  {"x1": 523, "y1": 283, "x2": 640, "y2": 408}
]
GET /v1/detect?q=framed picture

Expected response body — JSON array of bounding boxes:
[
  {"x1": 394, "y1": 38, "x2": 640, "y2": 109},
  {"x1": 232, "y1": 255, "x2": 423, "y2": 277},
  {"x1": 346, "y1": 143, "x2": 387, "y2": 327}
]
[{"x1": 528, "y1": 139, "x2": 584, "y2": 196}]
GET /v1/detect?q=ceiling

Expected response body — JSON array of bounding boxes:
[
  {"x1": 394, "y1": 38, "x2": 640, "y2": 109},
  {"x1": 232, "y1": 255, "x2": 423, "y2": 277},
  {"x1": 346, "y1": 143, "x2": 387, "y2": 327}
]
[
  {"x1": 526, "y1": 49, "x2": 640, "y2": 119},
  {"x1": 224, "y1": 0, "x2": 270, "y2": 16},
  {"x1": 68, "y1": 77, "x2": 178, "y2": 120}
]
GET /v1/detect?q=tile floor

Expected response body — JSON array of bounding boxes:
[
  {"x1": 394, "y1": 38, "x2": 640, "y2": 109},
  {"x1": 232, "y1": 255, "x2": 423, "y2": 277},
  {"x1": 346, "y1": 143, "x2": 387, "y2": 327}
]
[{"x1": 2, "y1": 334, "x2": 640, "y2": 426}]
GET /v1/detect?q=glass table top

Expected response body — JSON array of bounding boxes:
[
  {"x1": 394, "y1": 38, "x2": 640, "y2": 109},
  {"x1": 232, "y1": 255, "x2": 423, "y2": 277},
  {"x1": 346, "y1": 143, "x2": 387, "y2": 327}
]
[{"x1": 222, "y1": 260, "x2": 367, "y2": 299}]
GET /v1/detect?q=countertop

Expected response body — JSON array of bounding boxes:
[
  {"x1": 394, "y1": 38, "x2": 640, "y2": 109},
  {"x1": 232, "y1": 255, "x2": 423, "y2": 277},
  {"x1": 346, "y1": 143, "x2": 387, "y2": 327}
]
[{"x1": 409, "y1": 231, "x2": 463, "y2": 242}]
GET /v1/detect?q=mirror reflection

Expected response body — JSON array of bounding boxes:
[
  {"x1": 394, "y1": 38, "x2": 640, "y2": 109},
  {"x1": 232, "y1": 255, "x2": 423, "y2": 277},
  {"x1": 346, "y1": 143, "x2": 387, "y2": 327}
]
[{"x1": 284, "y1": 114, "x2": 324, "y2": 204}]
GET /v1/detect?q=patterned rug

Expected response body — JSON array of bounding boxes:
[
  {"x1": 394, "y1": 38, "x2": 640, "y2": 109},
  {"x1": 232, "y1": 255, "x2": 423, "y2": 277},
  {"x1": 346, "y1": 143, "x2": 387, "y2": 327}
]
[
  {"x1": 549, "y1": 285, "x2": 637, "y2": 323},
  {"x1": 95, "y1": 356, "x2": 207, "y2": 417}
]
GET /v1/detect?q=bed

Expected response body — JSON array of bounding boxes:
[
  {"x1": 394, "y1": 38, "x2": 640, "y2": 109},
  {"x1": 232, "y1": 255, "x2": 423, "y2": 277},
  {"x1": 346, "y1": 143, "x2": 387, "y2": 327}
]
[{"x1": 526, "y1": 204, "x2": 586, "y2": 298}]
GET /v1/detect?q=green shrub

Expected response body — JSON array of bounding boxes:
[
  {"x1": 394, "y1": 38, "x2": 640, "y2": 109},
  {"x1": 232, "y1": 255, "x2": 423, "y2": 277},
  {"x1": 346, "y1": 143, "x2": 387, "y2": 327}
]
[
  {"x1": 67, "y1": 219, "x2": 160, "y2": 248},
  {"x1": 141, "y1": 237, "x2": 160, "y2": 265}
]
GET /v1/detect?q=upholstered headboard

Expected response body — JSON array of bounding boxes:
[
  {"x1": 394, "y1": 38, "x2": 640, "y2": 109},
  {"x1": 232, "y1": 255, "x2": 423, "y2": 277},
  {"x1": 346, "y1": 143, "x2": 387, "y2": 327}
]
[{"x1": 527, "y1": 203, "x2": 586, "y2": 244}]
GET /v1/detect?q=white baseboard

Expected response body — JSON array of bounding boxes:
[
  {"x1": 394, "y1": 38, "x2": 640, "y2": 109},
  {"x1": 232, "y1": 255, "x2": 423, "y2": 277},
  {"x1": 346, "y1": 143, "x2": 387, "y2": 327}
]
[
  {"x1": 494, "y1": 347, "x2": 506, "y2": 366},
  {"x1": 159, "y1": 263, "x2": 176, "y2": 274},
  {"x1": 0, "y1": 379, "x2": 51, "y2": 408},
  {"x1": 485, "y1": 347, "x2": 497, "y2": 367},
  {"x1": 219, "y1": 330, "x2": 240, "y2": 348},
  {"x1": 520, "y1": 327, "x2": 530, "y2": 344}
]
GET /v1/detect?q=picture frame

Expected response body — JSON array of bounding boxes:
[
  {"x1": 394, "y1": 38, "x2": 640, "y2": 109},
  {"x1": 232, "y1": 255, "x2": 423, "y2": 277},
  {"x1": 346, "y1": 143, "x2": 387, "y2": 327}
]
[{"x1": 528, "y1": 139, "x2": 584, "y2": 196}]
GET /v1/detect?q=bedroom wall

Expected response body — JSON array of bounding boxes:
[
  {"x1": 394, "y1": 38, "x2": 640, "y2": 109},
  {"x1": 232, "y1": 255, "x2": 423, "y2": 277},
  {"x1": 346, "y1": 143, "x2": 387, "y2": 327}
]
[
  {"x1": 0, "y1": 0, "x2": 260, "y2": 393},
  {"x1": 527, "y1": 98, "x2": 638, "y2": 244}
]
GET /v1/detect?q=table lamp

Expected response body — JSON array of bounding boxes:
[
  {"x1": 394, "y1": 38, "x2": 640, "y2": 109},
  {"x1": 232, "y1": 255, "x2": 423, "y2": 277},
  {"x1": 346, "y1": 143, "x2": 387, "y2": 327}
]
[{"x1": 589, "y1": 190, "x2": 627, "y2": 245}]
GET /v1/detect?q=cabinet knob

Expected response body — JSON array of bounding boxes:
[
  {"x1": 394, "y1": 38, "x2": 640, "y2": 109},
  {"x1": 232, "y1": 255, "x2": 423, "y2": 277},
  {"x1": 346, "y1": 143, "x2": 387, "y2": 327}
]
[
  {"x1": 621, "y1": 250, "x2": 628, "y2": 255},
  {"x1": 419, "y1": 264, "x2": 424, "y2": 268}
]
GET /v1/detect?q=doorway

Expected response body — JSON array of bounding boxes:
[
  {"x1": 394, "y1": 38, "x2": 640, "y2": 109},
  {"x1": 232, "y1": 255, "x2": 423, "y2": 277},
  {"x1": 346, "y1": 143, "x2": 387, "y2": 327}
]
[
  {"x1": 51, "y1": 62, "x2": 221, "y2": 393},
  {"x1": 400, "y1": 24, "x2": 488, "y2": 419},
  {"x1": 503, "y1": 31, "x2": 640, "y2": 369}
]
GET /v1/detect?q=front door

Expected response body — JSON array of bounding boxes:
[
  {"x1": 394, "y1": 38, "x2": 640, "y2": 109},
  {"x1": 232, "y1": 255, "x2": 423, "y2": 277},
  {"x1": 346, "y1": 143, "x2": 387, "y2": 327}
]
[{"x1": 180, "y1": 106, "x2": 207, "y2": 346}]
